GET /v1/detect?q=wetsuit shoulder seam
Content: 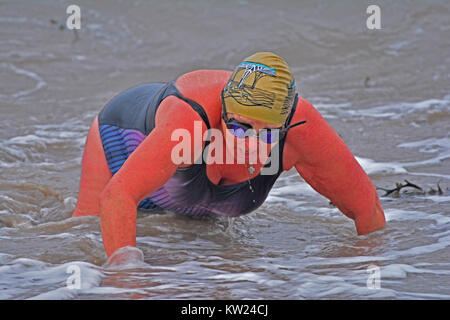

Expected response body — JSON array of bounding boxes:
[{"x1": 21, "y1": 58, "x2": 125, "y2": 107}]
[{"x1": 171, "y1": 82, "x2": 211, "y2": 130}]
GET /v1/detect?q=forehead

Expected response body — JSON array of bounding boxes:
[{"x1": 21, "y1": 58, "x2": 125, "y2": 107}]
[{"x1": 228, "y1": 113, "x2": 281, "y2": 128}]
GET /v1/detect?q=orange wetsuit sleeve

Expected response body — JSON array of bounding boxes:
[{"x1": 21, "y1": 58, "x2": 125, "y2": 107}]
[
  {"x1": 291, "y1": 98, "x2": 386, "y2": 235},
  {"x1": 99, "y1": 96, "x2": 208, "y2": 257}
]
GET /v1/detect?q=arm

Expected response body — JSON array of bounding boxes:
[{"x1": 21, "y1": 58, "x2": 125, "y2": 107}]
[
  {"x1": 288, "y1": 98, "x2": 386, "y2": 235},
  {"x1": 99, "y1": 96, "x2": 208, "y2": 257}
]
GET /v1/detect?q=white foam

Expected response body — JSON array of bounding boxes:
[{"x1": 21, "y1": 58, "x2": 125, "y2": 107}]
[
  {"x1": 399, "y1": 137, "x2": 450, "y2": 152},
  {"x1": 269, "y1": 182, "x2": 318, "y2": 197},
  {"x1": 0, "y1": 258, "x2": 103, "y2": 300},
  {"x1": 302, "y1": 255, "x2": 389, "y2": 268},
  {"x1": 0, "y1": 63, "x2": 46, "y2": 99},
  {"x1": 350, "y1": 135, "x2": 450, "y2": 180},
  {"x1": 6, "y1": 134, "x2": 65, "y2": 147},
  {"x1": 313, "y1": 102, "x2": 352, "y2": 118},
  {"x1": 208, "y1": 271, "x2": 262, "y2": 282},
  {"x1": 424, "y1": 195, "x2": 450, "y2": 203},
  {"x1": 398, "y1": 136, "x2": 450, "y2": 168},
  {"x1": 355, "y1": 156, "x2": 408, "y2": 175},
  {"x1": 345, "y1": 98, "x2": 450, "y2": 120},
  {"x1": 381, "y1": 263, "x2": 450, "y2": 280},
  {"x1": 408, "y1": 171, "x2": 450, "y2": 181},
  {"x1": 207, "y1": 271, "x2": 284, "y2": 287},
  {"x1": 385, "y1": 208, "x2": 450, "y2": 226},
  {"x1": 294, "y1": 271, "x2": 397, "y2": 299},
  {"x1": 384, "y1": 234, "x2": 450, "y2": 259}
]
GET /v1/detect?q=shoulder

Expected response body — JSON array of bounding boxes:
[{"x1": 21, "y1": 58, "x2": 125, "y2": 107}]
[
  {"x1": 175, "y1": 70, "x2": 233, "y2": 90},
  {"x1": 287, "y1": 96, "x2": 326, "y2": 138},
  {"x1": 281, "y1": 96, "x2": 318, "y2": 170},
  {"x1": 292, "y1": 96, "x2": 317, "y2": 121},
  {"x1": 285, "y1": 96, "x2": 315, "y2": 136},
  {"x1": 155, "y1": 96, "x2": 205, "y2": 130},
  {"x1": 175, "y1": 70, "x2": 233, "y2": 128}
]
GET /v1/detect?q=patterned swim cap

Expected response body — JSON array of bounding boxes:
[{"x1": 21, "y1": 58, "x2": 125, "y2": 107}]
[{"x1": 222, "y1": 52, "x2": 296, "y2": 126}]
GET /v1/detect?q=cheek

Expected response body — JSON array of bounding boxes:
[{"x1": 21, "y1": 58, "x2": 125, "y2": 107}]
[
  {"x1": 222, "y1": 124, "x2": 238, "y2": 151},
  {"x1": 223, "y1": 124, "x2": 235, "y2": 142}
]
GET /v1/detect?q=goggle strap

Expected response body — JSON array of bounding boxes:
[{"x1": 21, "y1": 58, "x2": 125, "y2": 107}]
[{"x1": 284, "y1": 120, "x2": 307, "y2": 132}]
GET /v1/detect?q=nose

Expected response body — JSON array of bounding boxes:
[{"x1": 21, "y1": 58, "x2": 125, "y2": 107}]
[{"x1": 251, "y1": 123, "x2": 265, "y2": 135}]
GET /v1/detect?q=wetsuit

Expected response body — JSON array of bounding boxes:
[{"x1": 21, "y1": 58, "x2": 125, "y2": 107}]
[
  {"x1": 74, "y1": 55, "x2": 387, "y2": 259},
  {"x1": 98, "y1": 80, "x2": 297, "y2": 217}
]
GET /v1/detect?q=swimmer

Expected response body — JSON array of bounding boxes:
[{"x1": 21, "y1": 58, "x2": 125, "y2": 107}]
[{"x1": 72, "y1": 52, "x2": 386, "y2": 264}]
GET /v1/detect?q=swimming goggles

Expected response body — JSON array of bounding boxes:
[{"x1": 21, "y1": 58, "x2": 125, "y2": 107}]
[{"x1": 221, "y1": 91, "x2": 306, "y2": 144}]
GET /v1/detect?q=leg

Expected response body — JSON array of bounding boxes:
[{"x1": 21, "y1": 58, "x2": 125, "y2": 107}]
[{"x1": 73, "y1": 116, "x2": 112, "y2": 217}]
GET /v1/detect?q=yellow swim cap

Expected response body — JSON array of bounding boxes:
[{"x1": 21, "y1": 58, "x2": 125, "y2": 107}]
[{"x1": 222, "y1": 52, "x2": 296, "y2": 126}]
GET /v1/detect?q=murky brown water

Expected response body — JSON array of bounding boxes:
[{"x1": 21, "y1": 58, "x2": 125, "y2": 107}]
[{"x1": 1, "y1": 0, "x2": 450, "y2": 299}]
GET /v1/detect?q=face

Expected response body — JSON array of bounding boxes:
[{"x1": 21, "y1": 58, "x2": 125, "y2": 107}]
[{"x1": 221, "y1": 113, "x2": 282, "y2": 162}]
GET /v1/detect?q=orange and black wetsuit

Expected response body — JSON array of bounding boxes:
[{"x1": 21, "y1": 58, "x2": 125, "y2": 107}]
[
  {"x1": 74, "y1": 69, "x2": 386, "y2": 257},
  {"x1": 98, "y1": 80, "x2": 297, "y2": 217}
]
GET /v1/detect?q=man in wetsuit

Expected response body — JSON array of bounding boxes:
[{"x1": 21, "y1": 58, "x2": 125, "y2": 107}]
[{"x1": 73, "y1": 52, "x2": 386, "y2": 265}]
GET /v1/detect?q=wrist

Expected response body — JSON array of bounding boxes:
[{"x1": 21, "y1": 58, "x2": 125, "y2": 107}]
[{"x1": 355, "y1": 199, "x2": 386, "y2": 235}]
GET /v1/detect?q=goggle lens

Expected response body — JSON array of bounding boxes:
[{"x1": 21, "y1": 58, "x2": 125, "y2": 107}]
[
  {"x1": 228, "y1": 123, "x2": 247, "y2": 138},
  {"x1": 226, "y1": 120, "x2": 278, "y2": 144}
]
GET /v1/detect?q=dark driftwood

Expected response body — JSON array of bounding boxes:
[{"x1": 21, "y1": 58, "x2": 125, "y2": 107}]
[{"x1": 377, "y1": 180, "x2": 444, "y2": 197}]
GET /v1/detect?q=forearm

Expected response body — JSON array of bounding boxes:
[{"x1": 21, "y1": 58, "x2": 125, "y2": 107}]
[
  {"x1": 327, "y1": 171, "x2": 385, "y2": 235},
  {"x1": 99, "y1": 160, "x2": 178, "y2": 257},
  {"x1": 298, "y1": 159, "x2": 385, "y2": 235},
  {"x1": 296, "y1": 135, "x2": 386, "y2": 231},
  {"x1": 99, "y1": 184, "x2": 138, "y2": 257}
]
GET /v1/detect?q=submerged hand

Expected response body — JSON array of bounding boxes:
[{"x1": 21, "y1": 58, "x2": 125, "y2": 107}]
[
  {"x1": 355, "y1": 198, "x2": 386, "y2": 235},
  {"x1": 104, "y1": 246, "x2": 147, "y2": 268}
]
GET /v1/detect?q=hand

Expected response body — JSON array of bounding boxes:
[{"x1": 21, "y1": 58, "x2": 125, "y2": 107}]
[{"x1": 104, "y1": 246, "x2": 148, "y2": 269}]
